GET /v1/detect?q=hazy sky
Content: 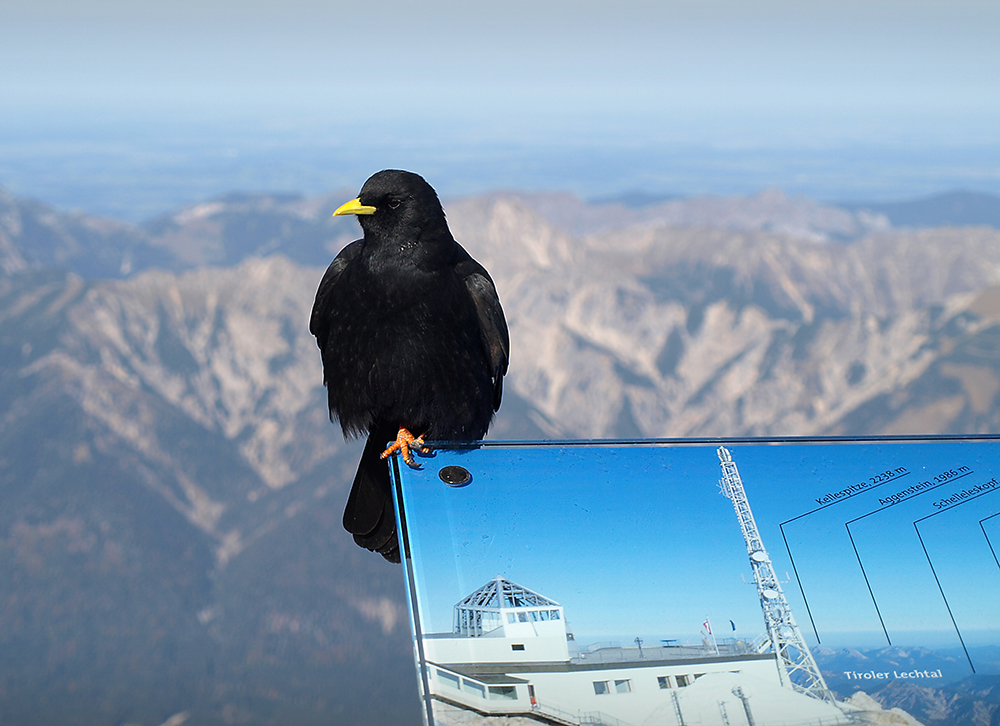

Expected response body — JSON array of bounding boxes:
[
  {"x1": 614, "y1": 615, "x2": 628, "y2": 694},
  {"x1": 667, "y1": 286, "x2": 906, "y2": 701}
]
[
  {"x1": 2, "y1": 0, "x2": 999, "y2": 214},
  {"x1": 5, "y1": 0, "x2": 999, "y2": 143}
]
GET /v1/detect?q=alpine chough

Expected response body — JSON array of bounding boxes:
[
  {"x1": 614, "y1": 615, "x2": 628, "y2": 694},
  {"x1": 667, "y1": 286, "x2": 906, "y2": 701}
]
[{"x1": 310, "y1": 170, "x2": 509, "y2": 562}]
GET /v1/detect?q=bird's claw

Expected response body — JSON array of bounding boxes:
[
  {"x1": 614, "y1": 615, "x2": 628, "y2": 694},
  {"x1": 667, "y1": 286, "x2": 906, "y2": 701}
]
[{"x1": 380, "y1": 427, "x2": 430, "y2": 468}]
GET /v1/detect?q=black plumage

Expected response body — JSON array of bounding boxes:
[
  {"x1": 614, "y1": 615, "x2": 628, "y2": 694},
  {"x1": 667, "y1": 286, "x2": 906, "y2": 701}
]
[{"x1": 310, "y1": 170, "x2": 508, "y2": 562}]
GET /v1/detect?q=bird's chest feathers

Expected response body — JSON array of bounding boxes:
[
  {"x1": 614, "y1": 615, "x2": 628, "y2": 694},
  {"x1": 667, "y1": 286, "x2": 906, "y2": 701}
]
[
  {"x1": 324, "y1": 254, "x2": 486, "y2": 432},
  {"x1": 354, "y1": 254, "x2": 447, "y2": 318},
  {"x1": 330, "y1": 256, "x2": 476, "y2": 366}
]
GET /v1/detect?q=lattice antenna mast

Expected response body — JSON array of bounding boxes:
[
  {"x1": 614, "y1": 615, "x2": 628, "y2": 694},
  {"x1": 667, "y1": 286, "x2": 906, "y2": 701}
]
[{"x1": 717, "y1": 446, "x2": 835, "y2": 703}]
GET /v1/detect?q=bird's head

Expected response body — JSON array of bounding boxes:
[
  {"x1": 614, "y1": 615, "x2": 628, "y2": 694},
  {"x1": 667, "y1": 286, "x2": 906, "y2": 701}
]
[{"x1": 333, "y1": 170, "x2": 451, "y2": 255}]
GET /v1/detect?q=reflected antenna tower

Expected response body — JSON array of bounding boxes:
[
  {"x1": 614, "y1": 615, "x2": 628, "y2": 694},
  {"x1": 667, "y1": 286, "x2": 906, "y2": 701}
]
[{"x1": 717, "y1": 446, "x2": 835, "y2": 703}]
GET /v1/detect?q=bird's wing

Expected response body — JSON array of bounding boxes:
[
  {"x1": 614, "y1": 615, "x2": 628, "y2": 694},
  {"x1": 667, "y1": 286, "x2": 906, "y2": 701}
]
[
  {"x1": 309, "y1": 239, "x2": 363, "y2": 357},
  {"x1": 457, "y1": 259, "x2": 509, "y2": 411}
]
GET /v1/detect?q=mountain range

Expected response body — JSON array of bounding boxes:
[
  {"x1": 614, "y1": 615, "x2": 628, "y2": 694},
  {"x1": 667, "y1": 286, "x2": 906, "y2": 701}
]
[
  {"x1": 2, "y1": 184, "x2": 1000, "y2": 724},
  {"x1": 816, "y1": 646, "x2": 1000, "y2": 726}
]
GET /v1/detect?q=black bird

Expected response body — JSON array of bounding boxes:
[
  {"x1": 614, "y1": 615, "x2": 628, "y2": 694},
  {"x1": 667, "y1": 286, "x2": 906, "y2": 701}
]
[{"x1": 310, "y1": 170, "x2": 509, "y2": 562}]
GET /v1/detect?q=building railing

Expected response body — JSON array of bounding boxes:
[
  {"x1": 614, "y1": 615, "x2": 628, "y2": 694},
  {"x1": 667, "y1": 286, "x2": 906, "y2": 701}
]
[
  {"x1": 535, "y1": 700, "x2": 634, "y2": 726},
  {"x1": 573, "y1": 638, "x2": 756, "y2": 664},
  {"x1": 578, "y1": 710, "x2": 634, "y2": 726}
]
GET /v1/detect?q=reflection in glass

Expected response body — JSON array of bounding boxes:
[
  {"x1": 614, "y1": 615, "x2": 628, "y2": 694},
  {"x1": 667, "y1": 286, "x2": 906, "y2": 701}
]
[{"x1": 394, "y1": 438, "x2": 1000, "y2": 725}]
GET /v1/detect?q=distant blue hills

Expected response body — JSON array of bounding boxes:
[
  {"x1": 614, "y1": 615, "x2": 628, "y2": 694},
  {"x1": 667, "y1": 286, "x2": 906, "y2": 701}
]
[
  {"x1": 840, "y1": 190, "x2": 1000, "y2": 229},
  {"x1": 592, "y1": 189, "x2": 1000, "y2": 228}
]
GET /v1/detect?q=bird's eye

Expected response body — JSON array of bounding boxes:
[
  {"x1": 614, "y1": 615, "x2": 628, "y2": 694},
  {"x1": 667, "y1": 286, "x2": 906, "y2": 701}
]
[{"x1": 388, "y1": 198, "x2": 402, "y2": 209}]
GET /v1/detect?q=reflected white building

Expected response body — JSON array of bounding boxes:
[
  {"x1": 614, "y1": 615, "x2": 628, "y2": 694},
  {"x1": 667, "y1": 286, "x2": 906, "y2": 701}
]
[
  {"x1": 420, "y1": 577, "x2": 853, "y2": 726},
  {"x1": 428, "y1": 577, "x2": 569, "y2": 666}
]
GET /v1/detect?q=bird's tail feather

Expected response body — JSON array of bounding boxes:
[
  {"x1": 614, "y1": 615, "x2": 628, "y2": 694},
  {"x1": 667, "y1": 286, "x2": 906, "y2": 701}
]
[{"x1": 343, "y1": 427, "x2": 400, "y2": 563}]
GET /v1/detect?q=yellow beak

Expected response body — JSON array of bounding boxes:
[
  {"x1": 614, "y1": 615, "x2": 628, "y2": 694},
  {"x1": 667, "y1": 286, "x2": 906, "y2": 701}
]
[{"x1": 333, "y1": 197, "x2": 377, "y2": 216}]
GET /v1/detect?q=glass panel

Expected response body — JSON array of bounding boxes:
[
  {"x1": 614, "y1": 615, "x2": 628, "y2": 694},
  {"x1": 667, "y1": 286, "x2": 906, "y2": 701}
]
[
  {"x1": 488, "y1": 685, "x2": 518, "y2": 701},
  {"x1": 436, "y1": 669, "x2": 460, "y2": 690},
  {"x1": 394, "y1": 437, "x2": 1000, "y2": 726},
  {"x1": 461, "y1": 679, "x2": 486, "y2": 698}
]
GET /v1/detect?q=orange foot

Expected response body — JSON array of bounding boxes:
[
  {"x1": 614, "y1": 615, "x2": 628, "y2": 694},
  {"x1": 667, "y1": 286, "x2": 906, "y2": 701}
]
[{"x1": 380, "y1": 427, "x2": 430, "y2": 467}]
